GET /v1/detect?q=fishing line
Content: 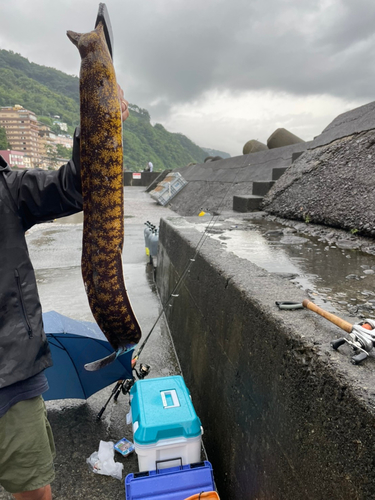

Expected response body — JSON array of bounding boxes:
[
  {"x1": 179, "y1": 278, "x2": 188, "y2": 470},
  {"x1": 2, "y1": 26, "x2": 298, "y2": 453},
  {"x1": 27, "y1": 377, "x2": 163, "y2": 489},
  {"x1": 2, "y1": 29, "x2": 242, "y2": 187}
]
[{"x1": 132, "y1": 163, "x2": 245, "y2": 363}]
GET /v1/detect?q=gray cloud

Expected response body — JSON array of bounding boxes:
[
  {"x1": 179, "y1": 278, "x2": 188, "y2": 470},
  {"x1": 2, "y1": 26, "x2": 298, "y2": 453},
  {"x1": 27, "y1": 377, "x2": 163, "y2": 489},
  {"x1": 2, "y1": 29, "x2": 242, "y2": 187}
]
[
  {"x1": 1, "y1": 0, "x2": 375, "y2": 139},
  {"x1": 111, "y1": 0, "x2": 375, "y2": 117}
]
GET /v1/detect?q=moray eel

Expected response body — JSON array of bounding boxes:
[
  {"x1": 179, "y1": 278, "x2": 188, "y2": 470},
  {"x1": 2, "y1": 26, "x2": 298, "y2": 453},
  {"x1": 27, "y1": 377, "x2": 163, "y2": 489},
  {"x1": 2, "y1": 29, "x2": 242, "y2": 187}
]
[{"x1": 67, "y1": 22, "x2": 142, "y2": 369}]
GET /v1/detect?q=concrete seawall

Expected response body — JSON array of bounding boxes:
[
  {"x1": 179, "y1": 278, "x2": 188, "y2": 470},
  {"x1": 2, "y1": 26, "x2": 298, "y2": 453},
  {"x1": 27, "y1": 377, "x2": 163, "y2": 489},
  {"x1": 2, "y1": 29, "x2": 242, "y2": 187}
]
[
  {"x1": 263, "y1": 101, "x2": 375, "y2": 237},
  {"x1": 156, "y1": 216, "x2": 375, "y2": 500},
  {"x1": 123, "y1": 171, "x2": 160, "y2": 186},
  {"x1": 169, "y1": 142, "x2": 309, "y2": 216}
]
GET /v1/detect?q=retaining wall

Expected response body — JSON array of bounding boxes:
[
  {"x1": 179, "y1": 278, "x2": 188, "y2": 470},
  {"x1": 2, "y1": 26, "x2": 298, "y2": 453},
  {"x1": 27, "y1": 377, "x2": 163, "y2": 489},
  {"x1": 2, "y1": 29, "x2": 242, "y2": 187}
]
[
  {"x1": 169, "y1": 142, "x2": 309, "y2": 216},
  {"x1": 123, "y1": 171, "x2": 160, "y2": 186},
  {"x1": 156, "y1": 216, "x2": 375, "y2": 500}
]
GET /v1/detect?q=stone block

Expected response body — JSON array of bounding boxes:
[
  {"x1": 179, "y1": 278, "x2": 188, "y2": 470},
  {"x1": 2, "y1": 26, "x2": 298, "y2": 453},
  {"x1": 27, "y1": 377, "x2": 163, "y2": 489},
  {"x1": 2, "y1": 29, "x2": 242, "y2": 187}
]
[
  {"x1": 233, "y1": 195, "x2": 263, "y2": 212},
  {"x1": 272, "y1": 167, "x2": 287, "y2": 180},
  {"x1": 252, "y1": 180, "x2": 275, "y2": 196}
]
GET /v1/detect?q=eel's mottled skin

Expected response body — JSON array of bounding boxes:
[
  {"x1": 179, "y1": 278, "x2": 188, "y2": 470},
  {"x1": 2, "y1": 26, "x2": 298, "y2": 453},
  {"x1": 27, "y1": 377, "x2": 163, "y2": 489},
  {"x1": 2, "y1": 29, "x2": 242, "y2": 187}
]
[{"x1": 67, "y1": 23, "x2": 142, "y2": 352}]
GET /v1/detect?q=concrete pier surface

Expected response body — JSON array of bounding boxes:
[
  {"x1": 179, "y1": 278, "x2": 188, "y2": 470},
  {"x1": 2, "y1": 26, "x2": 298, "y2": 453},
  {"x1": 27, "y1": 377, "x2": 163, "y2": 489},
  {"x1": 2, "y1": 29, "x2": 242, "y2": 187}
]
[{"x1": 0, "y1": 188, "x2": 180, "y2": 500}]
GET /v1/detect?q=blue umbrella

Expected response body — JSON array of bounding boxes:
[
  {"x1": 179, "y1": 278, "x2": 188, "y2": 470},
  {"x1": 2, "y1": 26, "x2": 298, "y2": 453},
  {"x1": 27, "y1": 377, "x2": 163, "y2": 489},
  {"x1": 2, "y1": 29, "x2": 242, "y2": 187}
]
[{"x1": 42, "y1": 311, "x2": 133, "y2": 401}]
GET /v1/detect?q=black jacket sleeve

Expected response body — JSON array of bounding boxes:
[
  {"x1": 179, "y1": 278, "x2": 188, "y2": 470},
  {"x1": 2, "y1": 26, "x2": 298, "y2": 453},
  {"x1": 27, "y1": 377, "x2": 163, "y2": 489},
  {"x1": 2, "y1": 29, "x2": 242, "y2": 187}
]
[{"x1": 6, "y1": 128, "x2": 83, "y2": 231}]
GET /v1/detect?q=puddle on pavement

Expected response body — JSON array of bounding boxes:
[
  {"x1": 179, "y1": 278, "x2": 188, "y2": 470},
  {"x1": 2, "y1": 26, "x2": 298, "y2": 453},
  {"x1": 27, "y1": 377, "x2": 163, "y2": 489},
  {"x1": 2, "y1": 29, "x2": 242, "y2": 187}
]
[
  {"x1": 52, "y1": 212, "x2": 83, "y2": 224},
  {"x1": 200, "y1": 218, "x2": 375, "y2": 317}
]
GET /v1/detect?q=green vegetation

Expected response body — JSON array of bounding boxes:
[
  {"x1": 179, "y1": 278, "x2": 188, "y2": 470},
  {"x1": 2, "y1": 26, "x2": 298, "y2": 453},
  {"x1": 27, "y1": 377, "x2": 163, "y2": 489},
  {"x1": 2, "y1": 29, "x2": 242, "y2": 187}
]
[
  {"x1": 56, "y1": 144, "x2": 72, "y2": 159},
  {"x1": 123, "y1": 108, "x2": 206, "y2": 171},
  {"x1": 0, "y1": 51, "x2": 80, "y2": 134},
  {"x1": 0, "y1": 49, "x2": 208, "y2": 171},
  {"x1": 202, "y1": 147, "x2": 231, "y2": 159},
  {"x1": 0, "y1": 126, "x2": 10, "y2": 149}
]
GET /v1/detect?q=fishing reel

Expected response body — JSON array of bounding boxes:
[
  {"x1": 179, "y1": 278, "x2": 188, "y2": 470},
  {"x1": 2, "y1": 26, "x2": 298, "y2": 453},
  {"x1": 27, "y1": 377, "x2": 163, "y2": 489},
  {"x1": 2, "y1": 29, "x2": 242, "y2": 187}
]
[
  {"x1": 111, "y1": 363, "x2": 151, "y2": 405},
  {"x1": 96, "y1": 363, "x2": 152, "y2": 420},
  {"x1": 118, "y1": 363, "x2": 151, "y2": 397},
  {"x1": 135, "y1": 363, "x2": 151, "y2": 380},
  {"x1": 116, "y1": 378, "x2": 134, "y2": 399},
  {"x1": 331, "y1": 319, "x2": 375, "y2": 365}
]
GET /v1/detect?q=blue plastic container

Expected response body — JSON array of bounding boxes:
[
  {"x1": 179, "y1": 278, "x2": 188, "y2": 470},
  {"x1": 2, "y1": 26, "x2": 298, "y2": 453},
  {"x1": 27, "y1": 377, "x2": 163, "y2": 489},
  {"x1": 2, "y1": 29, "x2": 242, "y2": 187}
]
[
  {"x1": 125, "y1": 461, "x2": 215, "y2": 500},
  {"x1": 130, "y1": 376, "x2": 202, "y2": 471}
]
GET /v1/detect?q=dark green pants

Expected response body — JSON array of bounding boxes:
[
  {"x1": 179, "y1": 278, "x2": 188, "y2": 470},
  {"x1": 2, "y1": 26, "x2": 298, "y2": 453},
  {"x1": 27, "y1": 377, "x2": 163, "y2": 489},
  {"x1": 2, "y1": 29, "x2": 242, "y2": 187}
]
[{"x1": 0, "y1": 396, "x2": 55, "y2": 494}]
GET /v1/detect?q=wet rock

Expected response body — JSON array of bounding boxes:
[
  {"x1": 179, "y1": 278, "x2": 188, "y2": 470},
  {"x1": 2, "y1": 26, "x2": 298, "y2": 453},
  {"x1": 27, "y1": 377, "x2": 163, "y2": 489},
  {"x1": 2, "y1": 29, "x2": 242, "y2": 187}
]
[
  {"x1": 336, "y1": 240, "x2": 360, "y2": 250},
  {"x1": 326, "y1": 232, "x2": 337, "y2": 239},
  {"x1": 273, "y1": 272, "x2": 299, "y2": 280},
  {"x1": 265, "y1": 230, "x2": 284, "y2": 237},
  {"x1": 280, "y1": 235, "x2": 308, "y2": 245},
  {"x1": 347, "y1": 305, "x2": 359, "y2": 314},
  {"x1": 358, "y1": 303, "x2": 374, "y2": 313},
  {"x1": 346, "y1": 274, "x2": 360, "y2": 280}
]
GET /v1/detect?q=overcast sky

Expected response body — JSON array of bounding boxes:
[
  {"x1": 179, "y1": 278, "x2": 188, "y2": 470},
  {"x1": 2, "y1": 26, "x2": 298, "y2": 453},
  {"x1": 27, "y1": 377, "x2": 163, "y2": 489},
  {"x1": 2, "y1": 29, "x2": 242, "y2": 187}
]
[{"x1": 1, "y1": 0, "x2": 375, "y2": 156}]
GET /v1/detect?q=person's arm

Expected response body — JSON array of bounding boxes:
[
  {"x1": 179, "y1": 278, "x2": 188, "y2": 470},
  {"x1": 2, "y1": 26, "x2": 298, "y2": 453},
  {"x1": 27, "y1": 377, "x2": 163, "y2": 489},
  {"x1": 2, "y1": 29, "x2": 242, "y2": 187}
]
[
  {"x1": 6, "y1": 128, "x2": 83, "y2": 230},
  {"x1": 8, "y1": 88, "x2": 129, "y2": 231}
]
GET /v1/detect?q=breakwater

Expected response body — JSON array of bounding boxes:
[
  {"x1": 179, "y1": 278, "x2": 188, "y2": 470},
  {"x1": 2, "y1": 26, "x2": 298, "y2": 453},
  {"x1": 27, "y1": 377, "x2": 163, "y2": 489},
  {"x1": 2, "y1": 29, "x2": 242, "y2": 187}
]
[{"x1": 156, "y1": 215, "x2": 375, "y2": 500}]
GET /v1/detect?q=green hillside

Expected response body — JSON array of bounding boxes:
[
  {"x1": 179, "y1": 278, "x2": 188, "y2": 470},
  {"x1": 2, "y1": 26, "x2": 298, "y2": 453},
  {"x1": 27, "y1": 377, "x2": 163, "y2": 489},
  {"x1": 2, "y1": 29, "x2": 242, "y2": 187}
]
[{"x1": 0, "y1": 49, "x2": 207, "y2": 170}]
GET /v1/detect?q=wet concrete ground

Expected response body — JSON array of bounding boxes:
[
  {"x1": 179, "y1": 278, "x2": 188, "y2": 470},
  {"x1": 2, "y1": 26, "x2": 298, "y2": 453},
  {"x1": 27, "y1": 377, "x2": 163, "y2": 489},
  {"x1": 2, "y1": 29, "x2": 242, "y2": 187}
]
[
  {"x1": 193, "y1": 212, "x2": 375, "y2": 319},
  {"x1": 0, "y1": 188, "x2": 180, "y2": 500}
]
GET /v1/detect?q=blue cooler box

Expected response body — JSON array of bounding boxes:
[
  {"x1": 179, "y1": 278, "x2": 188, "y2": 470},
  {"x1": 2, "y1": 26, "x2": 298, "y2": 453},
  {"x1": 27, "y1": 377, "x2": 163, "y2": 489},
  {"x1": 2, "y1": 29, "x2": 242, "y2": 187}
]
[
  {"x1": 125, "y1": 460, "x2": 215, "y2": 500},
  {"x1": 130, "y1": 376, "x2": 203, "y2": 472}
]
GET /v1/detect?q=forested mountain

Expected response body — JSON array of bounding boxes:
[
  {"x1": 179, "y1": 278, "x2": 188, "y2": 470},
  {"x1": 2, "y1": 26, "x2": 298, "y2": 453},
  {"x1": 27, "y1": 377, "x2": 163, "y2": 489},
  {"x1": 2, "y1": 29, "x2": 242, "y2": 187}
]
[
  {"x1": 202, "y1": 147, "x2": 231, "y2": 159},
  {"x1": 0, "y1": 49, "x2": 208, "y2": 170}
]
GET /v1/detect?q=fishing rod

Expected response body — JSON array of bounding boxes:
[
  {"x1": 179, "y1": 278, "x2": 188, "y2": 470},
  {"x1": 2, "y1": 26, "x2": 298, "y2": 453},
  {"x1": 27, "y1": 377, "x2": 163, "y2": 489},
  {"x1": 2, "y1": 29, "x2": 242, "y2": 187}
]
[
  {"x1": 97, "y1": 163, "x2": 247, "y2": 419},
  {"x1": 132, "y1": 167, "x2": 243, "y2": 365}
]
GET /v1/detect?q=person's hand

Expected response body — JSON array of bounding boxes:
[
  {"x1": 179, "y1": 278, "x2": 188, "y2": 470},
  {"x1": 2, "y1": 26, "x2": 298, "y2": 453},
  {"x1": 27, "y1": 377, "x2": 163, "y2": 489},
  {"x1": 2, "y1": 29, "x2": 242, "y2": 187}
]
[{"x1": 118, "y1": 84, "x2": 129, "y2": 122}]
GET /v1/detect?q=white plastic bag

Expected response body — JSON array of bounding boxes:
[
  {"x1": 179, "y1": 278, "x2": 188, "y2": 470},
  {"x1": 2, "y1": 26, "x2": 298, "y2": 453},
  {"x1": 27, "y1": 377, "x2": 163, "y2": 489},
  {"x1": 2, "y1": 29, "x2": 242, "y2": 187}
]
[{"x1": 86, "y1": 440, "x2": 123, "y2": 481}]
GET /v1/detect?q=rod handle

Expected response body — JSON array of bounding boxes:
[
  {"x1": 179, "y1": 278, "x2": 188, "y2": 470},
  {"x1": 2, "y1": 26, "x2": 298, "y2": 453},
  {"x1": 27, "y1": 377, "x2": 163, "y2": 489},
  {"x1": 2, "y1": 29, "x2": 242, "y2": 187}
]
[
  {"x1": 302, "y1": 299, "x2": 353, "y2": 333},
  {"x1": 96, "y1": 407, "x2": 105, "y2": 421}
]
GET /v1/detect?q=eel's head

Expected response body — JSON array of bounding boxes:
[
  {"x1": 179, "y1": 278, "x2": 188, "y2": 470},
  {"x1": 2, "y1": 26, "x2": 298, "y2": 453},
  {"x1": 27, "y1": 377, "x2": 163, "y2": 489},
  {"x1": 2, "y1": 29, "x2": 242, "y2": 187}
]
[{"x1": 67, "y1": 22, "x2": 107, "y2": 59}]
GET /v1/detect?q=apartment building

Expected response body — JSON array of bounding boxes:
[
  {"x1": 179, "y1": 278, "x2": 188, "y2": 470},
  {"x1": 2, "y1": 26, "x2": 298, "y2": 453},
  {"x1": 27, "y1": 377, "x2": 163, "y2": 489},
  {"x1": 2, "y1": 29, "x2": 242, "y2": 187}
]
[
  {"x1": 52, "y1": 134, "x2": 73, "y2": 149},
  {"x1": 0, "y1": 150, "x2": 30, "y2": 168},
  {"x1": 0, "y1": 105, "x2": 40, "y2": 167}
]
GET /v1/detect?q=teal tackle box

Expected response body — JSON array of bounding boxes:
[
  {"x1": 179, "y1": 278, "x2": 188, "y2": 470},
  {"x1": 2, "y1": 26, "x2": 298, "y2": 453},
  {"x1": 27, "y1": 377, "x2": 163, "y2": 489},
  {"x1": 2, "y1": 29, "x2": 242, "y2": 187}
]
[{"x1": 129, "y1": 376, "x2": 203, "y2": 472}]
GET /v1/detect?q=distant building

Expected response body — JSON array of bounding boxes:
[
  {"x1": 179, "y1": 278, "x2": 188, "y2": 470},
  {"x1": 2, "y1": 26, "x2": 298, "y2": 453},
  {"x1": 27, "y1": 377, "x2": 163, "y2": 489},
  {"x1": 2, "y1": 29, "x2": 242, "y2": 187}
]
[
  {"x1": 53, "y1": 120, "x2": 68, "y2": 132},
  {"x1": 0, "y1": 149, "x2": 29, "y2": 169},
  {"x1": 0, "y1": 106, "x2": 40, "y2": 167},
  {"x1": 53, "y1": 134, "x2": 73, "y2": 149},
  {"x1": 0, "y1": 106, "x2": 73, "y2": 171},
  {"x1": 38, "y1": 123, "x2": 59, "y2": 170}
]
